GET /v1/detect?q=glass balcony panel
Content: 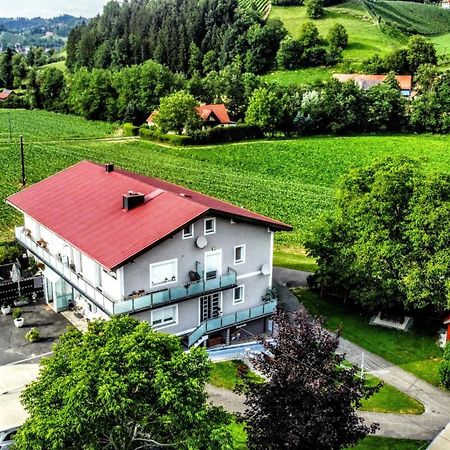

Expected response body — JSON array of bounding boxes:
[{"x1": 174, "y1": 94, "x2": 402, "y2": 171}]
[
  {"x1": 236, "y1": 309, "x2": 250, "y2": 322},
  {"x1": 205, "y1": 278, "x2": 220, "y2": 291},
  {"x1": 206, "y1": 317, "x2": 222, "y2": 332},
  {"x1": 152, "y1": 290, "x2": 169, "y2": 306},
  {"x1": 134, "y1": 294, "x2": 152, "y2": 311},
  {"x1": 250, "y1": 305, "x2": 263, "y2": 318},
  {"x1": 221, "y1": 274, "x2": 235, "y2": 287},
  {"x1": 222, "y1": 314, "x2": 236, "y2": 327},
  {"x1": 114, "y1": 300, "x2": 133, "y2": 314},
  {"x1": 187, "y1": 281, "x2": 204, "y2": 296},
  {"x1": 170, "y1": 286, "x2": 187, "y2": 300}
]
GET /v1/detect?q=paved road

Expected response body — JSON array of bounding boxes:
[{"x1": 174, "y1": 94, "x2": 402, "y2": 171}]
[{"x1": 206, "y1": 269, "x2": 450, "y2": 441}]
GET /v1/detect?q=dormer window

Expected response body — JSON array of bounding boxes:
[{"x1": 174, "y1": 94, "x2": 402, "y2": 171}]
[
  {"x1": 182, "y1": 223, "x2": 194, "y2": 239},
  {"x1": 204, "y1": 218, "x2": 216, "y2": 235}
]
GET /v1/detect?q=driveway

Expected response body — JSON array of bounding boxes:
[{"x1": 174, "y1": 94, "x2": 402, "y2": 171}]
[{"x1": 0, "y1": 301, "x2": 70, "y2": 366}]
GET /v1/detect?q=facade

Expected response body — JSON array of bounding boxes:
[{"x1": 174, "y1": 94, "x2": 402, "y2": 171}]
[
  {"x1": 332, "y1": 74, "x2": 414, "y2": 97},
  {"x1": 7, "y1": 161, "x2": 291, "y2": 347}
]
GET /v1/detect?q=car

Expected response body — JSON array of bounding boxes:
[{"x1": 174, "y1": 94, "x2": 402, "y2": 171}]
[{"x1": 0, "y1": 427, "x2": 19, "y2": 445}]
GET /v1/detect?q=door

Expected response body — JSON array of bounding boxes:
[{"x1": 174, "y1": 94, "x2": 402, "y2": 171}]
[
  {"x1": 200, "y1": 293, "x2": 221, "y2": 322},
  {"x1": 204, "y1": 250, "x2": 222, "y2": 279}
]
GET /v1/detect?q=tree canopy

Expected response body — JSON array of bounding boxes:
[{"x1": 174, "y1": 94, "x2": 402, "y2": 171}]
[
  {"x1": 14, "y1": 316, "x2": 232, "y2": 450},
  {"x1": 240, "y1": 307, "x2": 378, "y2": 449},
  {"x1": 304, "y1": 156, "x2": 450, "y2": 312}
]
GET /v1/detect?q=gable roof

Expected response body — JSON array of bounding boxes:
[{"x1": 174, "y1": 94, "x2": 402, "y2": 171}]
[
  {"x1": 7, "y1": 161, "x2": 291, "y2": 270},
  {"x1": 332, "y1": 74, "x2": 413, "y2": 91},
  {"x1": 196, "y1": 104, "x2": 232, "y2": 124},
  {"x1": 0, "y1": 89, "x2": 14, "y2": 101}
]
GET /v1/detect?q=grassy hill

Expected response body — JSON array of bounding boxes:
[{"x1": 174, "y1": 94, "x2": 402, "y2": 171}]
[
  {"x1": 1, "y1": 110, "x2": 450, "y2": 250},
  {"x1": 270, "y1": 1, "x2": 406, "y2": 60}
]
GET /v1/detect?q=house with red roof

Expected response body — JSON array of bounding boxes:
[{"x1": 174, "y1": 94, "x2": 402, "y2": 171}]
[
  {"x1": 332, "y1": 74, "x2": 414, "y2": 97},
  {"x1": 7, "y1": 161, "x2": 291, "y2": 347},
  {"x1": 146, "y1": 103, "x2": 235, "y2": 130},
  {"x1": 0, "y1": 89, "x2": 15, "y2": 102}
]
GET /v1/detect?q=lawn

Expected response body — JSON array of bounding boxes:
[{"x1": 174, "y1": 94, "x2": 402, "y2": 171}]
[
  {"x1": 211, "y1": 360, "x2": 424, "y2": 414},
  {"x1": 228, "y1": 420, "x2": 427, "y2": 449},
  {"x1": 273, "y1": 247, "x2": 318, "y2": 272},
  {"x1": 270, "y1": 2, "x2": 406, "y2": 61},
  {"x1": 2, "y1": 110, "x2": 450, "y2": 247},
  {"x1": 295, "y1": 288, "x2": 444, "y2": 386},
  {"x1": 261, "y1": 67, "x2": 333, "y2": 86}
]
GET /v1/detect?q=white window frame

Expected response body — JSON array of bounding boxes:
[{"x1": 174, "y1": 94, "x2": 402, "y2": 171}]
[
  {"x1": 204, "y1": 217, "x2": 216, "y2": 235},
  {"x1": 233, "y1": 285, "x2": 245, "y2": 305},
  {"x1": 96, "y1": 263, "x2": 103, "y2": 290},
  {"x1": 149, "y1": 259, "x2": 178, "y2": 287},
  {"x1": 151, "y1": 305, "x2": 178, "y2": 329},
  {"x1": 182, "y1": 223, "x2": 194, "y2": 239},
  {"x1": 234, "y1": 244, "x2": 246, "y2": 265}
]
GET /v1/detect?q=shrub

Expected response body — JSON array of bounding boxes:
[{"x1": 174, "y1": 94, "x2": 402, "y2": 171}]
[
  {"x1": 13, "y1": 308, "x2": 22, "y2": 320},
  {"x1": 190, "y1": 124, "x2": 264, "y2": 144},
  {"x1": 25, "y1": 327, "x2": 40, "y2": 343},
  {"x1": 439, "y1": 343, "x2": 450, "y2": 389},
  {"x1": 139, "y1": 127, "x2": 192, "y2": 146},
  {"x1": 122, "y1": 122, "x2": 139, "y2": 136}
]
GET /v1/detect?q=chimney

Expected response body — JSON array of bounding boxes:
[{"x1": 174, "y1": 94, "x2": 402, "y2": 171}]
[
  {"x1": 105, "y1": 163, "x2": 114, "y2": 173},
  {"x1": 123, "y1": 191, "x2": 145, "y2": 210}
]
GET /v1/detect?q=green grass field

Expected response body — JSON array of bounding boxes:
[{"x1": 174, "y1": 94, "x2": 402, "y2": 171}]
[
  {"x1": 261, "y1": 67, "x2": 333, "y2": 86},
  {"x1": 273, "y1": 247, "x2": 318, "y2": 272},
  {"x1": 1, "y1": 110, "x2": 450, "y2": 248},
  {"x1": 210, "y1": 360, "x2": 263, "y2": 390},
  {"x1": 295, "y1": 288, "x2": 443, "y2": 386},
  {"x1": 270, "y1": 1, "x2": 406, "y2": 60}
]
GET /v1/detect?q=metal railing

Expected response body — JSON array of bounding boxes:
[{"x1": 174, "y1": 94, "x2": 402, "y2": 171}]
[
  {"x1": 187, "y1": 300, "x2": 276, "y2": 347},
  {"x1": 15, "y1": 227, "x2": 237, "y2": 316}
]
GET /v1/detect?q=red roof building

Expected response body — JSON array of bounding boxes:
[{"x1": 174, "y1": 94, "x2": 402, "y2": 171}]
[
  {"x1": 7, "y1": 161, "x2": 290, "y2": 271},
  {"x1": 332, "y1": 74, "x2": 413, "y2": 95},
  {"x1": 0, "y1": 89, "x2": 14, "y2": 101}
]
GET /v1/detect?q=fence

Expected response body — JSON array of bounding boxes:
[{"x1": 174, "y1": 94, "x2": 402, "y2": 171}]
[{"x1": 0, "y1": 276, "x2": 44, "y2": 305}]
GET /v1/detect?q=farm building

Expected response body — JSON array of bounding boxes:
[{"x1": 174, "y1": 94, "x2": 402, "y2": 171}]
[
  {"x1": 333, "y1": 74, "x2": 413, "y2": 97},
  {"x1": 0, "y1": 89, "x2": 15, "y2": 102}
]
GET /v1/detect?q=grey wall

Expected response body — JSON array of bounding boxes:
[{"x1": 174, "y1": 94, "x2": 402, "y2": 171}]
[{"x1": 125, "y1": 215, "x2": 274, "y2": 334}]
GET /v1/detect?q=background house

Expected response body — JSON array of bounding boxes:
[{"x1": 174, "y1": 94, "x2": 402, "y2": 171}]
[
  {"x1": 7, "y1": 161, "x2": 291, "y2": 347},
  {"x1": 332, "y1": 74, "x2": 413, "y2": 97},
  {"x1": 0, "y1": 89, "x2": 15, "y2": 102}
]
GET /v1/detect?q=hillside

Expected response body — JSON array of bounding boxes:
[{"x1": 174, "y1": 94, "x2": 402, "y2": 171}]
[
  {"x1": 1, "y1": 110, "x2": 450, "y2": 248},
  {"x1": 363, "y1": 0, "x2": 450, "y2": 36}
]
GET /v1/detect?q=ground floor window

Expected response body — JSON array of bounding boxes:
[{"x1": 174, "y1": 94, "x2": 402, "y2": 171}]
[{"x1": 151, "y1": 305, "x2": 178, "y2": 328}]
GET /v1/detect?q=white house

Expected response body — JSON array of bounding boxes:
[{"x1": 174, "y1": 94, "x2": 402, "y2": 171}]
[{"x1": 7, "y1": 161, "x2": 291, "y2": 347}]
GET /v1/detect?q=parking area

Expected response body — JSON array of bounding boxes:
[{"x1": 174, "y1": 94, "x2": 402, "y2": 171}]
[{"x1": 0, "y1": 301, "x2": 71, "y2": 366}]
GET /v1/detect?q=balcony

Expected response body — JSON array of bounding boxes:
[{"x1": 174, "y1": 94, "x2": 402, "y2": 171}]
[
  {"x1": 15, "y1": 227, "x2": 237, "y2": 316},
  {"x1": 187, "y1": 300, "x2": 276, "y2": 347}
]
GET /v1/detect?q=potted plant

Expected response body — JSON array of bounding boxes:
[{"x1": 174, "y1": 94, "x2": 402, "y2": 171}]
[
  {"x1": 1, "y1": 303, "x2": 11, "y2": 315},
  {"x1": 13, "y1": 308, "x2": 24, "y2": 328},
  {"x1": 25, "y1": 327, "x2": 40, "y2": 343},
  {"x1": 14, "y1": 295, "x2": 29, "y2": 307}
]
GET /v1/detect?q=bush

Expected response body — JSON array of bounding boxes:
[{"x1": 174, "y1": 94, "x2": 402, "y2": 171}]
[
  {"x1": 122, "y1": 122, "x2": 139, "y2": 136},
  {"x1": 13, "y1": 308, "x2": 22, "y2": 320},
  {"x1": 25, "y1": 327, "x2": 40, "y2": 343},
  {"x1": 139, "y1": 127, "x2": 192, "y2": 146},
  {"x1": 190, "y1": 125, "x2": 264, "y2": 144},
  {"x1": 0, "y1": 242, "x2": 22, "y2": 265},
  {"x1": 439, "y1": 343, "x2": 450, "y2": 389}
]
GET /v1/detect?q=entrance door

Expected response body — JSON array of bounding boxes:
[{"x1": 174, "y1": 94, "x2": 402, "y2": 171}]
[
  {"x1": 204, "y1": 250, "x2": 222, "y2": 279},
  {"x1": 200, "y1": 293, "x2": 221, "y2": 322}
]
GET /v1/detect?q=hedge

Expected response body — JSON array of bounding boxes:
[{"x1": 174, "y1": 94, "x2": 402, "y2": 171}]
[
  {"x1": 139, "y1": 124, "x2": 263, "y2": 146},
  {"x1": 123, "y1": 123, "x2": 140, "y2": 136}
]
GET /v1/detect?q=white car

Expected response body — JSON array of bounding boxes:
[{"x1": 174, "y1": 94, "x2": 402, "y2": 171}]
[{"x1": 0, "y1": 427, "x2": 19, "y2": 449}]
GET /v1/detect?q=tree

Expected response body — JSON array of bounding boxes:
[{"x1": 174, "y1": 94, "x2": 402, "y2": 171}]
[
  {"x1": 0, "y1": 47, "x2": 14, "y2": 88},
  {"x1": 406, "y1": 35, "x2": 437, "y2": 74},
  {"x1": 414, "y1": 63, "x2": 440, "y2": 93},
  {"x1": 240, "y1": 307, "x2": 379, "y2": 450},
  {"x1": 305, "y1": 0, "x2": 324, "y2": 19},
  {"x1": 276, "y1": 36, "x2": 303, "y2": 70},
  {"x1": 154, "y1": 91, "x2": 201, "y2": 134},
  {"x1": 245, "y1": 87, "x2": 283, "y2": 133},
  {"x1": 298, "y1": 22, "x2": 322, "y2": 48},
  {"x1": 304, "y1": 156, "x2": 450, "y2": 312},
  {"x1": 14, "y1": 316, "x2": 232, "y2": 450},
  {"x1": 327, "y1": 23, "x2": 348, "y2": 50},
  {"x1": 11, "y1": 53, "x2": 28, "y2": 88},
  {"x1": 38, "y1": 67, "x2": 66, "y2": 112},
  {"x1": 439, "y1": 344, "x2": 450, "y2": 389}
]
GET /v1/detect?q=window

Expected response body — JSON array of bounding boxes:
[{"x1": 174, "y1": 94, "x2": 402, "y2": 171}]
[
  {"x1": 204, "y1": 218, "x2": 216, "y2": 235},
  {"x1": 182, "y1": 223, "x2": 194, "y2": 239},
  {"x1": 233, "y1": 285, "x2": 245, "y2": 305},
  {"x1": 234, "y1": 245, "x2": 246, "y2": 265},
  {"x1": 150, "y1": 259, "x2": 177, "y2": 287},
  {"x1": 151, "y1": 305, "x2": 178, "y2": 328},
  {"x1": 96, "y1": 263, "x2": 103, "y2": 289}
]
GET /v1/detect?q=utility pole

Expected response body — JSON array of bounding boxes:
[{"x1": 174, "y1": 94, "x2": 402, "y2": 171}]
[{"x1": 20, "y1": 135, "x2": 25, "y2": 187}]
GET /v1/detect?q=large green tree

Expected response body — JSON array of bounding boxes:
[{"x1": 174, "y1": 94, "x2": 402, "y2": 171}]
[
  {"x1": 14, "y1": 316, "x2": 232, "y2": 450},
  {"x1": 245, "y1": 86, "x2": 283, "y2": 133},
  {"x1": 305, "y1": 156, "x2": 450, "y2": 312}
]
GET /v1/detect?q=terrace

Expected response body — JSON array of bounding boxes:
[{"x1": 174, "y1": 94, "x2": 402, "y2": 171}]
[{"x1": 15, "y1": 226, "x2": 238, "y2": 316}]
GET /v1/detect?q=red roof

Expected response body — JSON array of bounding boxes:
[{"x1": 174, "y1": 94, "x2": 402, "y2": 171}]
[
  {"x1": 146, "y1": 111, "x2": 158, "y2": 123},
  {"x1": 332, "y1": 74, "x2": 413, "y2": 91},
  {"x1": 7, "y1": 161, "x2": 291, "y2": 270},
  {"x1": 0, "y1": 89, "x2": 13, "y2": 101},
  {"x1": 196, "y1": 104, "x2": 232, "y2": 124}
]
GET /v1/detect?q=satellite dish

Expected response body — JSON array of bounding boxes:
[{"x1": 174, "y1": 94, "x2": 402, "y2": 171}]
[
  {"x1": 261, "y1": 264, "x2": 270, "y2": 276},
  {"x1": 196, "y1": 236, "x2": 207, "y2": 249}
]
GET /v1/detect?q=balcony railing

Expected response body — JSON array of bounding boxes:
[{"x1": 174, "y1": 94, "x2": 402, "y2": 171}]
[
  {"x1": 187, "y1": 300, "x2": 276, "y2": 347},
  {"x1": 15, "y1": 227, "x2": 237, "y2": 316}
]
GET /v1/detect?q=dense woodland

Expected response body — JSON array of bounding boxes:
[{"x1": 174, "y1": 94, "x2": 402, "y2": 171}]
[{"x1": 66, "y1": 0, "x2": 286, "y2": 75}]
